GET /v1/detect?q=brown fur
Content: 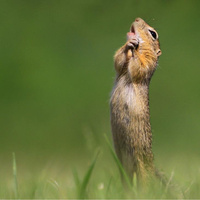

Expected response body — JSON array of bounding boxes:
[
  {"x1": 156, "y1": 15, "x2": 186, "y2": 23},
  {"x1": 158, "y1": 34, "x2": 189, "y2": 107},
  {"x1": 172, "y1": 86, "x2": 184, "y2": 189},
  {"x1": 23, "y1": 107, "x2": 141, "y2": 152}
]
[{"x1": 110, "y1": 18, "x2": 162, "y2": 185}]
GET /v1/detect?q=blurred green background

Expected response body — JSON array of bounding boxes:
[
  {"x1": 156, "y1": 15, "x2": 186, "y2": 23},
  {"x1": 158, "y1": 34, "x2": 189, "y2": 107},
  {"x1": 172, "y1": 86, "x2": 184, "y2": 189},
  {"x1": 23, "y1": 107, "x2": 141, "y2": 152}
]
[{"x1": 0, "y1": 0, "x2": 200, "y2": 184}]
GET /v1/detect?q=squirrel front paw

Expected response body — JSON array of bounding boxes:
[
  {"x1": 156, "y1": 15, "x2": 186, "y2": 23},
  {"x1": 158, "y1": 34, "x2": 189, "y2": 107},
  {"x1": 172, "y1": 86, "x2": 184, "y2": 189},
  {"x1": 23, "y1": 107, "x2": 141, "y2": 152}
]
[
  {"x1": 126, "y1": 39, "x2": 139, "y2": 59},
  {"x1": 126, "y1": 38, "x2": 139, "y2": 50}
]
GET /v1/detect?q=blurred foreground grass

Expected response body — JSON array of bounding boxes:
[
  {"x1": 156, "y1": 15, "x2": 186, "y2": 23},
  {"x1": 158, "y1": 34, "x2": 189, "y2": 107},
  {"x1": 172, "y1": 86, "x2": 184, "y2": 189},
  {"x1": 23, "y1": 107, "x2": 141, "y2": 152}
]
[
  {"x1": 0, "y1": 0, "x2": 200, "y2": 198},
  {"x1": 1, "y1": 147, "x2": 200, "y2": 198}
]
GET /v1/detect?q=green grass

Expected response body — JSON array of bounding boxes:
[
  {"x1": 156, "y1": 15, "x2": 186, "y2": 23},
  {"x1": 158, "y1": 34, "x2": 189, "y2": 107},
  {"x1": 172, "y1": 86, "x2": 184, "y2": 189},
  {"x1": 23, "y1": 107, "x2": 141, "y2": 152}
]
[
  {"x1": 0, "y1": 141, "x2": 198, "y2": 199},
  {"x1": 12, "y1": 153, "x2": 19, "y2": 199}
]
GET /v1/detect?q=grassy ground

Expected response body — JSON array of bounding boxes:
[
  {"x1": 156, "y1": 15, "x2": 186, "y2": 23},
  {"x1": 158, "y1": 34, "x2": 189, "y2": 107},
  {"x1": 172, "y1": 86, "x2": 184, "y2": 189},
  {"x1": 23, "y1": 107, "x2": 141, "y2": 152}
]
[{"x1": 1, "y1": 143, "x2": 200, "y2": 199}]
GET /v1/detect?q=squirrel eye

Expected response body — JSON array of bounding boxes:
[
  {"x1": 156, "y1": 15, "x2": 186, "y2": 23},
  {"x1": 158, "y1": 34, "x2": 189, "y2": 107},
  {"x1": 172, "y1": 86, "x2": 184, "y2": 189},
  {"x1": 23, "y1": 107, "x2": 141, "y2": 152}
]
[{"x1": 149, "y1": 30, "x2": 157, "y2": 40}]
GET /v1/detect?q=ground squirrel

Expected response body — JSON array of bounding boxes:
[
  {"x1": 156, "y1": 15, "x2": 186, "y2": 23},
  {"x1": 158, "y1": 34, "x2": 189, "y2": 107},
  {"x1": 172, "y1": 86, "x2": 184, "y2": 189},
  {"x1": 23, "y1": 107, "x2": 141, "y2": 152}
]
[{"x1": 110, "y1": 18, "x2": 162, "y2": 185}]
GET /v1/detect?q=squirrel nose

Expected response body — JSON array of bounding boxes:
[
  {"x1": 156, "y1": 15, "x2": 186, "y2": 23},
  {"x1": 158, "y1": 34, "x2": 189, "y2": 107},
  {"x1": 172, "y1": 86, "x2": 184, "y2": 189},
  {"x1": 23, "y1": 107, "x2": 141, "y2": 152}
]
[{"x1": 135, "y1": 18, "x2": 142, "y2": 22}]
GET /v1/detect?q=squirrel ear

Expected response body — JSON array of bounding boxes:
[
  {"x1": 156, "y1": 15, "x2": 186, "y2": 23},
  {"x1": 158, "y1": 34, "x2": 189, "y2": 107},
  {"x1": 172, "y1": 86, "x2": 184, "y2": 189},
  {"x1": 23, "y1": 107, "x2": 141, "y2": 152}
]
[{"x1": 157, "y1": 49, "x2": 162, "y2": 56}]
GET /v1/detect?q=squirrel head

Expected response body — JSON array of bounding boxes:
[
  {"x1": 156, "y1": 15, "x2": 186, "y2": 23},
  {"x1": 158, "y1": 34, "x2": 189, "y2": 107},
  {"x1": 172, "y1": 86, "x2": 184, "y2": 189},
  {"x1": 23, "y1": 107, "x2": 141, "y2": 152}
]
[{"x1": 126, "y1": 18, "x2": 161, "y2": 83}]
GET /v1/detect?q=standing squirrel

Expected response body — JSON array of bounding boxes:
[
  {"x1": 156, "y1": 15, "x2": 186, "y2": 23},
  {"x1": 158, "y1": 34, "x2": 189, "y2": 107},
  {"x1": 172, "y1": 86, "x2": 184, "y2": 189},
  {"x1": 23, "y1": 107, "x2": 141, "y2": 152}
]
[{"x1": 110, "y1": 18, "x2": 162, "y2": 185}]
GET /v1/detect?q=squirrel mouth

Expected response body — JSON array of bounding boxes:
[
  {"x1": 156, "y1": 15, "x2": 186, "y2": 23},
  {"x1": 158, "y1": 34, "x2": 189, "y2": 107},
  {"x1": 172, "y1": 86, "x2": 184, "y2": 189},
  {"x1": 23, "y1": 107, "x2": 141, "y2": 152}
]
[
  {"x1": 127, "y1": 24, "x2": 136, "y2": 41},
  {"x1": 130, "y1": 24, "x2": 135, "y2": 34}
]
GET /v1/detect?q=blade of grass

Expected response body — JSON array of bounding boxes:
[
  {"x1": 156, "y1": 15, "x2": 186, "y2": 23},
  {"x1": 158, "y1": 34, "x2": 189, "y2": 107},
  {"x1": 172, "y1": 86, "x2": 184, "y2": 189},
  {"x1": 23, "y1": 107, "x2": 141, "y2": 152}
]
[
  {"x1": 104, "y1": 134, "x2": 137, "y2": 194},
  {"x1": 161, "y1": 170, "x2": 174, "y2": 199},
  {"x1": 72, "y1": 167, "x2": 81, "y2": 190},
  {"x1": 12, "y1": 152, "x2": 19, "y2": 199},
  {"x1": 47, "y1": 178, "x2": 60, "y2": 191},
  {"x1": 133, "y1": 172, "x2": 137, "y2": 188},
  {"x1": 106, "y1": 176, "x2": 112, "y2": 197},
  {"x1": 78, "y1": 151, "x2": 100, "y2": 199}
]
